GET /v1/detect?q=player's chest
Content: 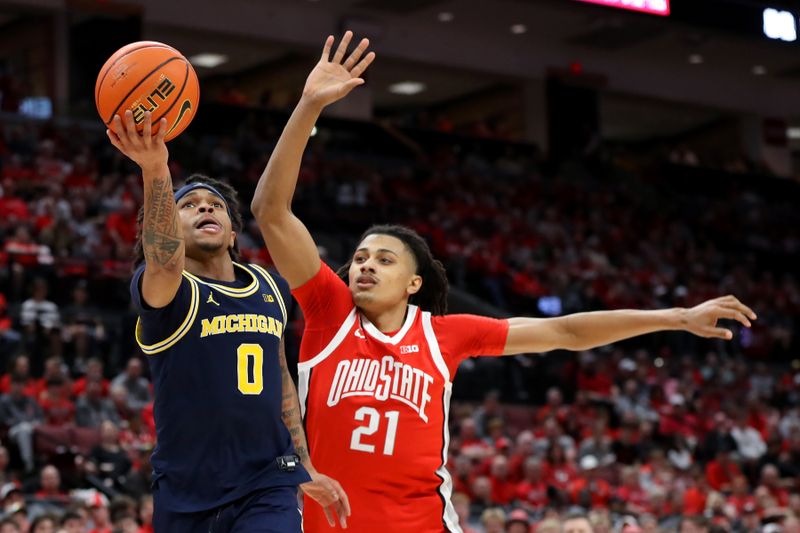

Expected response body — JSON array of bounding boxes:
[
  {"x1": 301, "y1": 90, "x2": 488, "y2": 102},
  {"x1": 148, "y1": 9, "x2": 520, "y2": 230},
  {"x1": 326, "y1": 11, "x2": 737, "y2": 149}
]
[
  {"x1": 193, "y1": 287, "x2": 285, "y2": 343},
  {"x1": 311, "y1": 328, "x2": 445, "y2": 420}
]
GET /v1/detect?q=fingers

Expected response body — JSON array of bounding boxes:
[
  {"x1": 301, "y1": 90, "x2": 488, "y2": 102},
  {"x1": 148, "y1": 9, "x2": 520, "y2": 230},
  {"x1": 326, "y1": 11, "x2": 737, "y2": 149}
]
[
  {"x1": 350, "y1": 51, "x2": 376, "y2": 78},
  {"x1": 333, "y1": 30, "x2": 353, "y2": 64},
  {"x1": 334, "y1": 499, "x2": 349, "y2": 528},
  {"x1": 714, "y1": 306, "x2": 752, "y2": 328},
  {"x1": 156, "y1": 118, "x2": 168, "y2": 143},
  {"x1": 123, "y1": 110, "x2": 139, "y2": 144},
  {"x1": 321, "y1": 35, "x2": 334, "y2": 62},
  {"x1": 322, "y1": 506, "x2": 335, "y2": 528},
  {"x1": 720, "y1": 295, "x2": 757, "y2": 320},
  {"x1": 106, "y1": 129, "x2": 123, "y2": 152},
  {"x1": 143, "y1": 111, "x2": 152, "y2": 145},
  {"x1": 343, "y1": 37, "x2": 369, "y2": 70},
  {"x1": 704, "y1": 326, "x2": 733, "y2": 340},
  {"x1": 332, "y1": 479, "x2": 351, "y2": 518}
]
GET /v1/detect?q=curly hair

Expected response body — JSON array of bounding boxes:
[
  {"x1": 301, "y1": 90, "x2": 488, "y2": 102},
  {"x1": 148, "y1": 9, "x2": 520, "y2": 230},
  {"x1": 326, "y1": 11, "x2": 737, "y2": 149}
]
[
  {"x1": 336, "y1": 224, "x2": 449, "y2": 315},
  {"x1": 132, "y1": 174, "x2": 243, "y2": 269}
]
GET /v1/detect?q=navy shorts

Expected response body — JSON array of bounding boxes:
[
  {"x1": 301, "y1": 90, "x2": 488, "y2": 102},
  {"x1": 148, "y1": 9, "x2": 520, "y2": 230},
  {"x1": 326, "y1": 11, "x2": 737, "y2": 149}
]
[{"x1": 153, "y1": 486, "x2": 301, "y2": 533}]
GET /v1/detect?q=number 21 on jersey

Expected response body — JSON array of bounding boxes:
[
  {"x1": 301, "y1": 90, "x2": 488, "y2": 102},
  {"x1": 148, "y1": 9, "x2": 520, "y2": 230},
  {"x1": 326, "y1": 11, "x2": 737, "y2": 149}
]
[{"x1": 350, "y1": 406, "x2": 399, "y2": 455}]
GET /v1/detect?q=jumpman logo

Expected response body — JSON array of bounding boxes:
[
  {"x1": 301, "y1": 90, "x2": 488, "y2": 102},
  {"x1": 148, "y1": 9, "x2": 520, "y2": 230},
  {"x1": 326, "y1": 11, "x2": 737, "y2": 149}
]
[{"x1": 206, "y1": 292, "x2": 220, "y2": 306}]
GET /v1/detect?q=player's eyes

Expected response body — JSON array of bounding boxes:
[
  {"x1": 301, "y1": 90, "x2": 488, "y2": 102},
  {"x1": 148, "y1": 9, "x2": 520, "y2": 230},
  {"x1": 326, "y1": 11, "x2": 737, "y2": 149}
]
[
  {"x1": 212, "y1": 202, "x2": 224, "y2": 208},
  {"x1": 354, "y1": 256, "x2": 366, "y2": 263},
  {"x1": 380, "y1": 258, "x2": 392, "y2": 264},
  {"x1": 181, "y1": 202, "x2": 194, "y2": 209}
]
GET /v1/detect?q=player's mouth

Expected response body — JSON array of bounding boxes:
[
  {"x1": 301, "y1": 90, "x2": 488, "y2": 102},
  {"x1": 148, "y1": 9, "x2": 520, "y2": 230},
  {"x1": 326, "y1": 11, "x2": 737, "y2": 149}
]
[
  {"x1": 356, "y1": 274, "x2": 377, "y2": 289},
  {"x1": 195, "y1": 216, "x2": 222, "y2": 234}
]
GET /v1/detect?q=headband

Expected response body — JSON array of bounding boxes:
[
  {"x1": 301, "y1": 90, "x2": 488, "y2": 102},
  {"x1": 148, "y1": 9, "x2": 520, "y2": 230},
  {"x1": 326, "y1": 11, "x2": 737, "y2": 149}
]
[{"x1": 174, "y1": 182, "x2": 232, "y2": 219}]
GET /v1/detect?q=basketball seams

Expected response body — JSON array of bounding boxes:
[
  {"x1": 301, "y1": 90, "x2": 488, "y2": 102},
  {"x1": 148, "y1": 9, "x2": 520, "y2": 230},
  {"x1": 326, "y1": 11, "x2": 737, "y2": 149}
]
[
  {"x1": 103, "y1": 56, "x2": 184, "y2": 125},
  {"x1": 152, "y1": 60, "x2": 189, "y2": 131},
  {"x1": 95, "y1": 43, "x2": 178, "y2": 108}
]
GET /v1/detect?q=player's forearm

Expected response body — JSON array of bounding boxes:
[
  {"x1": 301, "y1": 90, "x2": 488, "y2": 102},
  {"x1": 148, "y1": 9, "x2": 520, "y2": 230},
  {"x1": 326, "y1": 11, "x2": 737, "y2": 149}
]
[
  {"x1": 506, "y1": 308, "x2": 683, "y2": 354},
  {"x1": 251, "y1": 97, "x2": 321, "y2": 222},
  {"x1": 279, "y1": 344, "x2": 313, "y2": 470},
  {"x1": 554, "y1": 308, "x2": 682, "y2": 351},
  {"x1": 141, "y1": 163, "x2": 184, "y2": 271}
]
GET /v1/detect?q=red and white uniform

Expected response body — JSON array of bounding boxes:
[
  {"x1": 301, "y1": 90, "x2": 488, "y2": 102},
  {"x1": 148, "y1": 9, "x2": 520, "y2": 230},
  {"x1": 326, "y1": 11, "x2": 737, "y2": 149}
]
[{"x1": 294, "y1": 262, "x2": 508, "y2": 533}]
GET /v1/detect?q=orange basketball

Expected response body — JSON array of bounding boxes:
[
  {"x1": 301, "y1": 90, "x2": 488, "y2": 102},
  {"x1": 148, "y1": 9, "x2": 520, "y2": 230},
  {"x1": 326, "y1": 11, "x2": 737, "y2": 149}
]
[{"x1": 95, "y1": 41, "x2": 199, "y2": 142}]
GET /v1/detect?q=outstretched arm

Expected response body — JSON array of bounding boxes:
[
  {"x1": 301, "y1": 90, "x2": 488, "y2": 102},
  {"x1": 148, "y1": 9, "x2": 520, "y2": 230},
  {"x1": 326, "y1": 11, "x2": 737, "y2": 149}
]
[
  {"x1": 278, "y1": 340, "x2": 350, "y2": 528},
  {"x1": 251, "y1": 32, "x2": 375, "y2": 288},
  {"x1": 503, "y1": 295, "x2": 756, "y2": 355},
  {"x1": 108, "y1": 111, "x2": 184, "y2": 308}
]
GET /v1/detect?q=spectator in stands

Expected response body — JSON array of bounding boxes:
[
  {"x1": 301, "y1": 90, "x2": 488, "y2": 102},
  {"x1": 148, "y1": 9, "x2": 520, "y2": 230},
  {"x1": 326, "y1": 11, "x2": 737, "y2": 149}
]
[
  {"x1": 110, "y1": 359, "x2": 150, "y2": 414},
  {"x1": 0, "y1": 518, "x2": 19, "y2": 533},
  {"x1": 86, "y1": 421, "x2": 131, "y2": 492},
  {"x1": 473, "y1": 390, "x2": 502, "y2": 439},
  {"x1": 73, "y1": 358, "x2": 109, "y2": 398},
  {"x1": 516, "y1": 456, "x2": 548, "y2": 512},
  {"x1": 0, "y1": 373, "x2": 43, "y2": 471},
  {"x1": 731, "y1": 410, "x2": 767, "y2": 461},
  {"x1": 569, "y1": 455, "x2": 612, "y2": 509},
  {"x1": 76, "y1": 376, "x2": 120, "y2": 428},
  {"x1": 479, "y1": 507, "x2": 505, "y2": 533},
  {"x1": 0, "y1": 355, "x2": 36, "y2": 397},
  {"x1": 38, "y1": 376, "x2": 75, "y2": 426},
  {"x1": 469, "y1": 476, "x2": 493, "y2": 523},
  {"x1": 86, "y1": 492, "x2": 111, "y2": 533},
  {"x1": 505, "y1": 508, "x2": 530, "y2": 533},
  {"x1": 678, "y1": 515, "x2": 709, "y2": 533},
  {"x1": 29, "y1": 514, "x2": 57, "y2": 533},
  {"x1": 19, "y1": 278, "x2": 61, "y2": 361},
  {"x1": 0, "y1": 293, "x2": 21, "y2": 360},
  {"x1": 104, "y1": 195, "x2": 137, "y2": 260},
  {"x1": 61, "y1": 280, "x2": 106, "y2": 368},
  {"x1": 34, "y1": 356, "x2": 70, "y2": 400},
  {"x1": 33, "y1": 465, "x2": 69, "y2": 505},
  {"x1": 488, "y1": 455, "x2": 516, "y2": 505},
  {"x1": 137, "y1": 494, "x2": 153, "y2": 533},
  {"x1": 59, "y1": 511, "x2": 84, "y2": 533},
  {"x1": 562, "y1": 512, "x2": 594, "y2": 533}
]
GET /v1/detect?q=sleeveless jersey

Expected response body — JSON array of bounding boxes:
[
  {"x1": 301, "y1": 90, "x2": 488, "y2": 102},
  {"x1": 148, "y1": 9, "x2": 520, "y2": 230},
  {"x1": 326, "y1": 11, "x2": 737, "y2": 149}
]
[
  {"x1": 130, "y1": 262, "x2": 310, "y2": 513},
  {"x1": 293, "y1": 262, "x2": 508, "y2": 533}
]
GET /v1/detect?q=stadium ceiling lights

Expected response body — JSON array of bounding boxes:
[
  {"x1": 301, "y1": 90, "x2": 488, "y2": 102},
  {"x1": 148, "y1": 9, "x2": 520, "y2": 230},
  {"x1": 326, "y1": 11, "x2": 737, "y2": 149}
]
[
  {"x1": 388, "y1": 81, "x2": 426, "y2": 95},
  {"x1": 510, "y1": 24, "x2": 527, "y2": 34},
  {"x1": 438, "y1": 12, "x2": 454, "y2": 22},
  {"x1": 188, "y1": 54, "x2": 229, "y2": 68}
]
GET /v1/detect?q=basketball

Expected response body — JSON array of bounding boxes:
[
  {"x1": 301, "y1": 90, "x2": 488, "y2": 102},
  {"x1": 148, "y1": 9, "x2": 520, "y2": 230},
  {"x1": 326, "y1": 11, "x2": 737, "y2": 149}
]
[{"x1": 95, "y1": 41, "x2": 199, "y2": 142}]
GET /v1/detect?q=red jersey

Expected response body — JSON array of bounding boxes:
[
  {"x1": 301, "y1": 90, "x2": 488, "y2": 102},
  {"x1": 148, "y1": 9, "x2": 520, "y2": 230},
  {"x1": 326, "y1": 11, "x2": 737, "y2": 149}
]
[{"x1": 293, "y1": 262, "x2": 508, "y2": 533}]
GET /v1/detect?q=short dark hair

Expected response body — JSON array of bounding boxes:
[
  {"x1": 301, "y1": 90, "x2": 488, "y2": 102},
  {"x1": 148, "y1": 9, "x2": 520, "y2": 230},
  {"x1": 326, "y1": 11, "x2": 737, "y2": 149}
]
[
  {"x1": 133, "y1": 174, "x2": 243, "y2": 269},
  {"x1": 336, "y1": 224, "x2": 449, "y2": 315}
]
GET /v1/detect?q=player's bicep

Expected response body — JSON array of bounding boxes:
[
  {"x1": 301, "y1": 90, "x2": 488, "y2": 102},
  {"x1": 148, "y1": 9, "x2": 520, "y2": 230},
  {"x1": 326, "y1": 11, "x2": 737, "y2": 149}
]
[
  {"x1": 503, "y1": 317, "x2": 568, "y2": 355},
  {"x1": 257, "y1": 212, "x2": 321, "y2": 290},
  {"x1": 141, "y1": 266, "x2": 183, "y2": 309}
]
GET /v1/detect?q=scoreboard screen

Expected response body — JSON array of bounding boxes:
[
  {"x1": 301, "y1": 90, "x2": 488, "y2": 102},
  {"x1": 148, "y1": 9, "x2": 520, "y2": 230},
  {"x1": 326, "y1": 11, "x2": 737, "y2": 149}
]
[{"x1": 574, "y1": 0, "x2": 670, "y2": 16}]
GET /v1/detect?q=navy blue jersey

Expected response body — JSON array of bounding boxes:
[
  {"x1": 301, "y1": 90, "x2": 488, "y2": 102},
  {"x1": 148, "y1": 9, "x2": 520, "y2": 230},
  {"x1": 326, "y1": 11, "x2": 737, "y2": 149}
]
[{"x1": 130, "y1": 262, "x2": 310, "y2": 512}]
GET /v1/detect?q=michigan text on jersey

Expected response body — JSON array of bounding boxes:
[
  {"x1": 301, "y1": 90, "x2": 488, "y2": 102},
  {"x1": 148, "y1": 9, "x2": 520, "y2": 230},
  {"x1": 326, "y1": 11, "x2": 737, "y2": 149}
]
[
  {"x1": 200, "y1": 314, "x2": 283, "y2": 338},
  {"x1": 326, "y1": 356, "x2": 434, "y2": 422}
]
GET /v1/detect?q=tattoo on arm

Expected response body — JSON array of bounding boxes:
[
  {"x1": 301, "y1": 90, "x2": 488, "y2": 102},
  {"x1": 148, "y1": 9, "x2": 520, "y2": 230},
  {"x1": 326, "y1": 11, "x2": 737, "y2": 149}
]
[
  {"x1": 142, "y1": 176, "x2": 183, "y2": 268},
  {"x1": 279, "y1": 341, "x2": 311, "y2": 465}
]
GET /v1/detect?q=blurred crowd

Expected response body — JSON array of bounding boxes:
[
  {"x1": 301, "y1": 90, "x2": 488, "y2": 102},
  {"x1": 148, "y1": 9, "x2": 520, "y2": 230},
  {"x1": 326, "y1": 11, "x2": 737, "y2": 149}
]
[{"x1": 0, "y1": 104, "x2": 797, "y2": 532}]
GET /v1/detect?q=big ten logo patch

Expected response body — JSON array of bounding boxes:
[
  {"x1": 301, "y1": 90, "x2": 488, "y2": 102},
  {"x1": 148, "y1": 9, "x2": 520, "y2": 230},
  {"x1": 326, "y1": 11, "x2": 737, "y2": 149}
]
[
  {"x1": 262, "y1": 294, "x2": 274, "y2": 303},
  {"x1": 132, "y1": 76, "x2": 176, "y2": 124},
  {"x1": 399, "y1": 344, "x2": 419, "y2": 354}
]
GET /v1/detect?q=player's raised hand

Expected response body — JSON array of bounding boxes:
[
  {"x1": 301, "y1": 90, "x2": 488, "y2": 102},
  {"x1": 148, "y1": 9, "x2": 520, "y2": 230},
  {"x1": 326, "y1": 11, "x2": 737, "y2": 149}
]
[
  {"x1": 106, "y1": 110, "x2": 168, "y2": 172},
  {"x1": 302, "y1": 31, "x2": 376, "y2": 109},
  {"x1": 681, "y1": 295, "x2": 757, "y2": 339},
  {"x1": 301, "y1": 470, "x2": 351, "y2": 528}
]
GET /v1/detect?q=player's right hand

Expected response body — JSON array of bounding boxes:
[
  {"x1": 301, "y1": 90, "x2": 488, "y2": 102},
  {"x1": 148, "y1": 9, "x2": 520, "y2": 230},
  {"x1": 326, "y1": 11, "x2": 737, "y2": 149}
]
[
  {"x1": 106, "y1": 109, "x2": 168, "y2": 172},
  {"x1": 301, "y1": 31, "x2": 376, "y2": 110},
  {"x1": 301, "y1": 470, "x2": 351, "y2": 528}
]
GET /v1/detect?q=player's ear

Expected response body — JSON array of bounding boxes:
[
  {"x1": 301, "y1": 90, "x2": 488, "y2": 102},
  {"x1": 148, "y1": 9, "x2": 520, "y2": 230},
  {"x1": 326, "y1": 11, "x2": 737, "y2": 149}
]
[
  {"x1": 229, "y1": 231, "x2": 236, "y2": 250},
  {"x1": 407, "y1": 274, "x2": 422, "y2": 296}
]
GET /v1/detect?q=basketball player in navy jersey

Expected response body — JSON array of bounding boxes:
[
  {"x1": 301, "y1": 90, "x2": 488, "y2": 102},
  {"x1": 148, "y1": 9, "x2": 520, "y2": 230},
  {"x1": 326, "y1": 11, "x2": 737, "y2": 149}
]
[{"x1": 106, "y1": 110, "x2": 349, "y2": 532}]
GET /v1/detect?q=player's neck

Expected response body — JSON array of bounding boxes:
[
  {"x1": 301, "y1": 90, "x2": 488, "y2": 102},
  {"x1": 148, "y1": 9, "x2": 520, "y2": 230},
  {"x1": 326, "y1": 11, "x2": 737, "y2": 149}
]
[
  {"x1": 185, "y1": 255, "x2": 235, "y2": 282},
  {"x1": 362, "y1": 303, "x2": 408, "y2": 333}
]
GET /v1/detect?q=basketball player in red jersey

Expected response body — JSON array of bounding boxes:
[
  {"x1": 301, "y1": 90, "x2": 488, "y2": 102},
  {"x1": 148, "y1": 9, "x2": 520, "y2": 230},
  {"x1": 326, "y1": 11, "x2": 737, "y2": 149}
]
[{"x1": 251, "y1": 32, "x2": 757, "y2": 533}]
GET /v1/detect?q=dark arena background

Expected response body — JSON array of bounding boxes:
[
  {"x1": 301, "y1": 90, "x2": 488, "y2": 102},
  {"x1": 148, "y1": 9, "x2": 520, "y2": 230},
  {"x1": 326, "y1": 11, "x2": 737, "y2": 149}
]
[{"x1": 0, "y1": 0, "x2": 799, "y2": 532}]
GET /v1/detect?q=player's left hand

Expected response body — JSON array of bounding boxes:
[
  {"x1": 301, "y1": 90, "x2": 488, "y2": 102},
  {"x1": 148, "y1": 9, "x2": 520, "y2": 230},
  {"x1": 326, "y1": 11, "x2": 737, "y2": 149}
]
[
  {"x1": 681, "y1": 295, "x2": 757, "y2": 339},
  {"x1": 301, "y1": 470, "x2": 351, "y2": 528}
]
